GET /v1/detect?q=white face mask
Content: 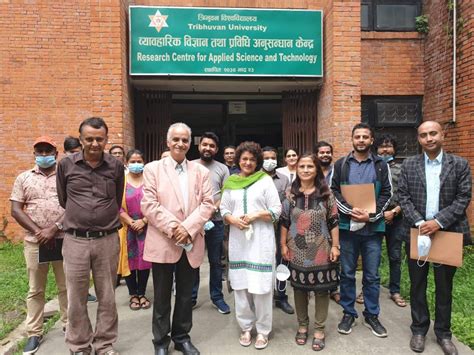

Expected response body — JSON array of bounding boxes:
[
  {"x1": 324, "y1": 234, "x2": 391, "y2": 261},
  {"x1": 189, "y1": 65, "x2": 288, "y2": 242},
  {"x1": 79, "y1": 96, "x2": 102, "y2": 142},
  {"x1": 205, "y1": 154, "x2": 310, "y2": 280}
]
[
  {"x1": 417, "y1": 234, "x2": 432, "y2": 266},
  {"x1": 263, "y1": 159, "x2": 277, "y2": 172},
  {"x1": 275, "y1": 263, "x2": 290, "y2": 292}
]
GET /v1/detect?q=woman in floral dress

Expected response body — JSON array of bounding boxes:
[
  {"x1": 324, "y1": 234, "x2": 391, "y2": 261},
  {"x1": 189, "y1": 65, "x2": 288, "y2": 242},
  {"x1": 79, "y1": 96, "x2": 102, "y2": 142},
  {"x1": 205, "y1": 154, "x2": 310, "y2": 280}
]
[
  {"x1": 119, "y1": 149, "x2": 152, "y2": 310},
  {"x1": 281, "y1": 153, "x2": 340, "y2": 351}
]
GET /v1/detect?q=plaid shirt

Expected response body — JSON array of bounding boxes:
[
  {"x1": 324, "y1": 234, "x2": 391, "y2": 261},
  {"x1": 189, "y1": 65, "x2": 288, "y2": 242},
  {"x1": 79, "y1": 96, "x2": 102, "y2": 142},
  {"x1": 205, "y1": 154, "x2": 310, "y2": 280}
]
[
  {"x1": 398, "y1": 153, "x2": 472, "y2": 245},
  {"x1": 10, "y1": 166, "x2": 64, "y2": 243}
]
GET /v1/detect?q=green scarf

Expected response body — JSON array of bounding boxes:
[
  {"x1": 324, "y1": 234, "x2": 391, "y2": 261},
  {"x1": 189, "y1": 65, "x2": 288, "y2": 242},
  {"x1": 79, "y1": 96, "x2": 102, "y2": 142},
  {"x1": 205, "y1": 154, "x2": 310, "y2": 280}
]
[{"x1": 222, "y1": 171, "x2": 267, "y2": 191}]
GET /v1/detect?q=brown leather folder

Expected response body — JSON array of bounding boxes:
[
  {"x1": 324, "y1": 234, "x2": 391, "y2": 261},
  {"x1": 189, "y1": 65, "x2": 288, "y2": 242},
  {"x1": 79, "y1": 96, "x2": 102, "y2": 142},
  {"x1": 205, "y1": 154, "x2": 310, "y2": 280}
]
[
  {"x1": 410, "y1": 228, "x2": 463, "y2": 267},
  {"x1": 340, "y1": 184, "x2": 376, "y2": 213}
]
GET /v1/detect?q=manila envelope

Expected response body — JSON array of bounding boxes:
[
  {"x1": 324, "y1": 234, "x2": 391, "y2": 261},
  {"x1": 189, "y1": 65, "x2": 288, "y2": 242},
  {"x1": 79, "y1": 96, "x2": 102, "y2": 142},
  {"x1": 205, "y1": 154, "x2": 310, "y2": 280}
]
[
  {"x1": 410, "y1": 228, "x2": 463, "y2": 267},
  {"x1": 340, "y1": 184, "x2": 376, "y2": 213}
]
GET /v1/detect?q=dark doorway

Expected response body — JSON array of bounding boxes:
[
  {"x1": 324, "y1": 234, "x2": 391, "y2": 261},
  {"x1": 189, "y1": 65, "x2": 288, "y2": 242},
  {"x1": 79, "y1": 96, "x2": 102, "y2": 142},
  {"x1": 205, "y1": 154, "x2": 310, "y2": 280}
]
[{"x1": 171, "y1": 98, "x2": 282, "y2": 161}]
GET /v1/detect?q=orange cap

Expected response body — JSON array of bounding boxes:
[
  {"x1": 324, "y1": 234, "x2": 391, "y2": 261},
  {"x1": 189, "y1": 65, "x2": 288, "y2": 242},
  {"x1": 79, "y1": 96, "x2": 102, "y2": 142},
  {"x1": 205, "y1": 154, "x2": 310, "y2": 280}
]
[{"x1": 33, "y1": 136, "x2": 57, "y2": 148}]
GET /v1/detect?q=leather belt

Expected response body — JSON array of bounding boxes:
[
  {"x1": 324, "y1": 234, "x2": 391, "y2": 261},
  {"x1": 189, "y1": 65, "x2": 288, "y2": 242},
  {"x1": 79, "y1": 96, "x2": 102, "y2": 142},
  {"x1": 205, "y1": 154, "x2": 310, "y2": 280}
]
[{"x1": 67, "y1": 228, "x2": 119, "y2": 239}]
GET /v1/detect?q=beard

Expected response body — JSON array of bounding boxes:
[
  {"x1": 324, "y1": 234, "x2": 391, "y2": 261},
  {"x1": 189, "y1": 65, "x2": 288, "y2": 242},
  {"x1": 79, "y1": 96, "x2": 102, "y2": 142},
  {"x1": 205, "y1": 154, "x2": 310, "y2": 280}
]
[
  {"x1": 353, "y1": 145, "x2": 370, "y2": 153},
  {"x1": 319, "y1": 159, "x2": 332, "y2": 167},
  {"x1": 200, "y1": 152, "x2": 214, "y2": 162}
]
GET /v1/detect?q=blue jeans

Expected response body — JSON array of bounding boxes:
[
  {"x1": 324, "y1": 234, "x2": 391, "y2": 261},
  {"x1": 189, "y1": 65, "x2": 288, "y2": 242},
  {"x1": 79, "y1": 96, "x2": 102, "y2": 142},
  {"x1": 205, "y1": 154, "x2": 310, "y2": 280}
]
[
  {"x1": 192, "y1": 221, "x2": 224, "y2": 303},
  {"x1": 385, "y1": 218, "x2": 403, "y2": 294},
  {"x1": 339, "y1": 230, "x2": 382, "y2": 318}
]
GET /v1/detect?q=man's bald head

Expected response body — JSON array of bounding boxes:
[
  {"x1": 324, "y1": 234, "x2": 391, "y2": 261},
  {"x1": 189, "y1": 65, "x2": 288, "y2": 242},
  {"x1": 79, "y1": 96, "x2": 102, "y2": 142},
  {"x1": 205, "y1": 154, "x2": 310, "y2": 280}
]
[
  {"x1": 417, "y1": 120, "x2": 443, "y2": 134},
  {"x1": 417, "y1": 120, "x2": 444, "y2": 158}
]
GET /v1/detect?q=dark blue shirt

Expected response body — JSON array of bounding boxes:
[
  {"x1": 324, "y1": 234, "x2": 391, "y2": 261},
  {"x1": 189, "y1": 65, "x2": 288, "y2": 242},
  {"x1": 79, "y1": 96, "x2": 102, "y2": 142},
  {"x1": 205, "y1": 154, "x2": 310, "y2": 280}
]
[
  {"x1": 348, "y1": 153, "x2": 376, "y2": 185},
  {"x1": 227, "y1": 165, "x2": 240, "y2": 175},
  {"x1": 348, "y1": 153, "x2": 376, "y2": 235}
]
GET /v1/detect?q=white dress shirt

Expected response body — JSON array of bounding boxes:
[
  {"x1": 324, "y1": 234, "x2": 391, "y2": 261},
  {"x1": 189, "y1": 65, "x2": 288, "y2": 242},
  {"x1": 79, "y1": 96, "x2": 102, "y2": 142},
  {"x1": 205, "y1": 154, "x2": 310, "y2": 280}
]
[{"x1": 170, "y1": 157, "x2": 189, "y2": 213}]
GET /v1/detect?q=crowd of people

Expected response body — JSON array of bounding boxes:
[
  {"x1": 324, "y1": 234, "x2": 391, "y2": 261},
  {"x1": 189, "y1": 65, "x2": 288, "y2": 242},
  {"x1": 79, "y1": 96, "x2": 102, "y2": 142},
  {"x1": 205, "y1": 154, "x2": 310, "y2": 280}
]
[{"x1": 10, "y1": 117, "x2": 471, "y2": 355}]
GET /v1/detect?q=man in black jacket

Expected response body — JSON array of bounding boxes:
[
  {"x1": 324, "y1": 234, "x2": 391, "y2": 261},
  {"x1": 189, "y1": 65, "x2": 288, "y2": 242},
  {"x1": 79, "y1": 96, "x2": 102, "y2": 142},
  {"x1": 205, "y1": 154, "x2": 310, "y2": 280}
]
[
  {"x1": 331, "y1": 123, "x2": 392, "y2": 338},
  {"x1": 398, "y1": 121, "x2": 472, "y2": 355}
]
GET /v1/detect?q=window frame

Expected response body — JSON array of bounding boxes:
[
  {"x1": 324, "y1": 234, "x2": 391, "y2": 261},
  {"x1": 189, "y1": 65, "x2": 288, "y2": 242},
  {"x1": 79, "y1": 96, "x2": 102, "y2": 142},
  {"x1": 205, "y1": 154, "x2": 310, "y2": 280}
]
[
  {"x1": 362, "y1": 0, "x2": 422, "y2": 32},
  {"x1": 362, "y1": 95, "x2": 423, "y2": 158}
]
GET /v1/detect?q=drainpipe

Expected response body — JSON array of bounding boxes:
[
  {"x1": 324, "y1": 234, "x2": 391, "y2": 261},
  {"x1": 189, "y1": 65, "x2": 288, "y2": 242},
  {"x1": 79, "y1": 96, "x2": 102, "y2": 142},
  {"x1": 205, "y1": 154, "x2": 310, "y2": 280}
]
[{"x1": 452, "y1": 0, "x2": 457, "y2": 123}]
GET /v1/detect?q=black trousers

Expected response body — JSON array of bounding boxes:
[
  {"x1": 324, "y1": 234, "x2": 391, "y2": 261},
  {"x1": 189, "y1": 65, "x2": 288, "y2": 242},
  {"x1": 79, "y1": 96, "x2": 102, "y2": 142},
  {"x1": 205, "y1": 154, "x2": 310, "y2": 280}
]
[
  {"x1": 405, "y1": 243, "x2": 457, "y2": 340},
  {"x1": 125, "y1": 269, "x2": 150, "y2": 296},
  {"x1": 152, "y1": 252, "x2": 198, "y2": 349}
]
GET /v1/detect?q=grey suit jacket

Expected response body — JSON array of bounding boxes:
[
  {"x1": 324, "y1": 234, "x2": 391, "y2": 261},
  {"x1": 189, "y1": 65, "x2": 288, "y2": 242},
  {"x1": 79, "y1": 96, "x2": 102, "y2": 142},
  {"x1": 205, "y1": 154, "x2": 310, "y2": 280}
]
[{"x1": 398, "y1": 152, "x2": 472, "y2": 245}]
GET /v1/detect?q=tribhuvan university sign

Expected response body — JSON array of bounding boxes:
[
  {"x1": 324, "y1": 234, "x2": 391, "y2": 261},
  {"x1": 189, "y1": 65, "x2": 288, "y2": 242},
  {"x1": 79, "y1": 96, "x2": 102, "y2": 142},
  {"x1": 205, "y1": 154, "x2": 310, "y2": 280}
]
[{"x1": 129, "y1": 6, "x2": 323, "y2": 77}]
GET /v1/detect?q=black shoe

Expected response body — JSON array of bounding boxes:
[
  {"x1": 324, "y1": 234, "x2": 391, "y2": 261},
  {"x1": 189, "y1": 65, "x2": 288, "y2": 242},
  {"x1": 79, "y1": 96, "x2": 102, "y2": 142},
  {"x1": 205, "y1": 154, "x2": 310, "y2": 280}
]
[
  {"x1": 363, "y1": 315, "x2": 388, "y2": 338},
  {"x1": 275, "y1": 299, "x2": 295, "y2": 314},
  {"x1": 437, "y1": 338, "x2": 458, "y2": 355},
  {"x1": 191, "y1": 299, "x2": 197, "y2": 309},
  {"x1": 410, "y1": 335, "x2": 426, "y2": 353},
  {"x1": 337, "y1": 314, "x2": 356, "y2": 335},
  {"x1": 23, "y1": 336, "x2": 43, "y2": 354},
  {"x1": 174, "y1": 340, "x2": 200, "y2": 355},
  {"x1": 155, "y1": 348, "x2": 169, "y2": 355}
]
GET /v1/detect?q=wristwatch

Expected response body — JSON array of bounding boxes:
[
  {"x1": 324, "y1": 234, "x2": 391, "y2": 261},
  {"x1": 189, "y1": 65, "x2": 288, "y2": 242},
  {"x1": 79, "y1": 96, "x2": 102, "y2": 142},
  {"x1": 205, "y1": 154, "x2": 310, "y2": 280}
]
[{"x1": 55, "y1": 222, "x2": 64, "y2": 231}]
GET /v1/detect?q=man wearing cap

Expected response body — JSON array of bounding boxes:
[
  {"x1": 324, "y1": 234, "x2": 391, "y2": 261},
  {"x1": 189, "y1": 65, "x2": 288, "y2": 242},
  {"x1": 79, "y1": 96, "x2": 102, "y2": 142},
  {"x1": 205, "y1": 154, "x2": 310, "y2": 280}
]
[
  {"x1": 57, "y1": 117, "x2": 125, "y2": 355},
  {"x1": 10, "y1": 136, "x2": 68, "y2": 355}
]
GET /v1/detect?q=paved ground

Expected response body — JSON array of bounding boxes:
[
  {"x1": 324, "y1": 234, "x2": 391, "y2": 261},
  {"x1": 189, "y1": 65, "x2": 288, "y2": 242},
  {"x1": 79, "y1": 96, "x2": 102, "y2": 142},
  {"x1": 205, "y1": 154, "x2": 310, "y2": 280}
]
[{"x1": 36, "y1": 262, "x2": 472, "y2": 355}]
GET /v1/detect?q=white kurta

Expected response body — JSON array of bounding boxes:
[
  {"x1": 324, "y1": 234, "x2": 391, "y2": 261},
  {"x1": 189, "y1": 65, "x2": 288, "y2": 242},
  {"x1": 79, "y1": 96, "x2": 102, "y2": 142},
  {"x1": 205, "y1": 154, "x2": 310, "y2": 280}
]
[{"x1": 220, "y1": 175, "x2": 282, "y2": 294}]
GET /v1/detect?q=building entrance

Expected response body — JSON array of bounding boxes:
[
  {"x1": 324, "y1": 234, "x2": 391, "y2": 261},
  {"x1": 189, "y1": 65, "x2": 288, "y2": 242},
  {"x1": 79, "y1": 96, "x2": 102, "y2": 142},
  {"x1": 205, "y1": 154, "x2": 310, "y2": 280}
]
[
  {"x1": 134, "y1": 88, "x2": 318, "y2": 164},
  {"x1": 172, "y1": 96, "x2": 282, "y2": 161},
  {"x1": 134, "y1": 91, "x2": 282, "y2": 162}
]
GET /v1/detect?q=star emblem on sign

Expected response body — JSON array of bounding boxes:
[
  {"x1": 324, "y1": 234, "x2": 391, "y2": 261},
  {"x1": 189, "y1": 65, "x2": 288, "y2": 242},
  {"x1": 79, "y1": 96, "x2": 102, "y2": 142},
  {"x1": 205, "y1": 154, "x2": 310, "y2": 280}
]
[{"x1": 149, "y1": 10, "x2": 169, "y2": 32}]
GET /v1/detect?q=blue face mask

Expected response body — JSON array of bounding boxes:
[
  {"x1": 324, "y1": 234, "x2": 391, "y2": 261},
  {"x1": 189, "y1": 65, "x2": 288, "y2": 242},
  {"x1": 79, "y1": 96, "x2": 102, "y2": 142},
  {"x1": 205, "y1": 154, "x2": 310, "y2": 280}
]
[
  {"x1": 379, "y1": 155, "x2": 394, "y2": 163},
  {"x1": 35, "y1": 155, "x2": 56, "y2": 169},
  {"x1": 128, "y1": 163, "x2": 144, "y2": 174}
]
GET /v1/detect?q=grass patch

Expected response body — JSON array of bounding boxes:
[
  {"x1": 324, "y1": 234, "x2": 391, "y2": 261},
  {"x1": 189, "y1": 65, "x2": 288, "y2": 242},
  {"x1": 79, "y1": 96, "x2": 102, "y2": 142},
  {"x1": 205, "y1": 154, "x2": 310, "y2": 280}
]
[
  {"x1": 0, "y1": 242, "x2": 60, "y2": 341},
  {"x1": 380, "y1": 242, "x2": 474, "y2": 349},
  {"x1": 12, "y1": 312, "x2": 60, "y2": 355}
]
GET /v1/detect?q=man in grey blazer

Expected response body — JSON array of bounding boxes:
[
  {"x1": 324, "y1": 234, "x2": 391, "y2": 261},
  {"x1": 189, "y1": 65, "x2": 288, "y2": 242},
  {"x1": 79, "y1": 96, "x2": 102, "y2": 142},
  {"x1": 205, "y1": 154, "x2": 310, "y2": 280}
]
[{"x1": 398, "y1": 120, "x2": 472, "y2": 355}]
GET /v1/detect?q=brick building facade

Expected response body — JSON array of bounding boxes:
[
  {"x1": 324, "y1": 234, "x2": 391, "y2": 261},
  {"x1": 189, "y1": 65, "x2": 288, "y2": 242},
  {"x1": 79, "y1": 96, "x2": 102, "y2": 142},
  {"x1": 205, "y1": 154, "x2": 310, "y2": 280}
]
[{"x1": 0, "y1": 0, "x2": 472, "y2": 240}]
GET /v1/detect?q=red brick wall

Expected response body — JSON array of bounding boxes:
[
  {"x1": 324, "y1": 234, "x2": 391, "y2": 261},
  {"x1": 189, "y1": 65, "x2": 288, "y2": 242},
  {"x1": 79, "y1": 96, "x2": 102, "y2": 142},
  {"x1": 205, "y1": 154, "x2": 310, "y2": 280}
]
[
  {"x1": 132, "y1": 0, "x2": 312, "y2": 8},
  {"x1": 422, "y1": 0, "x2": 473, "y2": 224},
  {"x1": 0, "y1": 1, "x2": 131, "y2": 240},
  {"x1": 317, "y1": 0, "x2": 361, "y2": 159},
  {"x1": 361, "y1": 32, "x2": 424, "y2": 96}
]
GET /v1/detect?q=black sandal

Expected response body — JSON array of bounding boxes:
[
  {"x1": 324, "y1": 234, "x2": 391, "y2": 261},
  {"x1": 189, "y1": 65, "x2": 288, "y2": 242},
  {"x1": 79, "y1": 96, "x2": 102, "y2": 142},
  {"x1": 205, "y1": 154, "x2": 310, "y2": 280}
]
[
  {"x1": 129, "y1": 296, "x2": 140, "y2": 311},
  {"x1": 295, "y1": 329, "x2": 308, "y2": 345},
  {"x1": 139, "y1": 295, "x2": 151, "y2": 309},
  {"x1": 312, "y1": 335, "x2": 325, "y2": 351}
]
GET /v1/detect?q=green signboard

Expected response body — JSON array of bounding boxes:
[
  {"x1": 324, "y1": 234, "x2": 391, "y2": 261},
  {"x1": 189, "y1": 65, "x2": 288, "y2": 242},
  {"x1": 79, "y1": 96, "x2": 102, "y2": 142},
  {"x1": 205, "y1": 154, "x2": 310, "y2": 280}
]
[{"x1": 129, "y1": 6, "x2": 323, "y2": 77}]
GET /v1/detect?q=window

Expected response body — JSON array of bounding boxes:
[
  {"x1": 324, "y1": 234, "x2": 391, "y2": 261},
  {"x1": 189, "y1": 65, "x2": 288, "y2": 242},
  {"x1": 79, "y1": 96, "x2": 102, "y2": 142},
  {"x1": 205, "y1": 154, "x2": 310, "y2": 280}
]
[
  {"x1": 361, "y1": 0, "x2": 421, "y2": 31},
  {"x1": 362, "y1": 96, "x2": 422, "y2": 158}
]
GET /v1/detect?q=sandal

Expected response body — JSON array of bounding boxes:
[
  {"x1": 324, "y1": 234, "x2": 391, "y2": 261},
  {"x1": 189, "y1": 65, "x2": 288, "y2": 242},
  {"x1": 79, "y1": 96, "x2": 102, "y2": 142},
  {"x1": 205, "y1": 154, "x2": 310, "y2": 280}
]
[
  {"x1": 312, "y1": 333, "x2": 325, "y2": 351},
  {"x1": 255, "y1": 334, "x2": 268, "y2": 350},
  {"x1": 356, "y1": 291, "x2": 364, "y2": 304},
  {"x1": 139, "y1": 295, "x2": 151, "y2": 309},
  {"x1": 239, "y1": 330, "x2": 252, "y2": 347},
  {"x1": 390, "y1": 293, "x2": 407, "y2": 307},
  {"x1": 129, "y1": 296, "x2": 140, "y2": 311},
  {"x1": 330, "y1": 291, "x2": 341, "y2": 304},
  {"x1": 295, "y1": 328, "x2": 308, "y2": 345}
]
